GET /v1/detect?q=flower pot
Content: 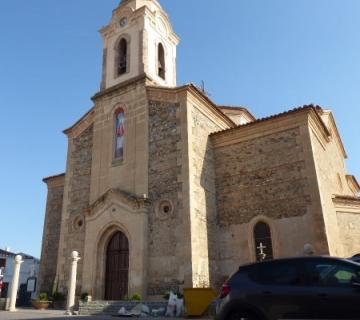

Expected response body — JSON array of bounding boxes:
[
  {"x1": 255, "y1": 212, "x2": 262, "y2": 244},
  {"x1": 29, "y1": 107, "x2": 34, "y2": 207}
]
[
  {"x1": 183, "y1": 288, "x2": 217, "y2": 316},
  {"x1": 31, "y1": 300, "x2": 51, "y2": 310}
]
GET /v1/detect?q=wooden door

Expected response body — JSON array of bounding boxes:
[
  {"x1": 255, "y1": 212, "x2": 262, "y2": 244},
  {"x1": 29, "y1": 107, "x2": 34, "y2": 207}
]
[{"x1": 105, "y1": 231, "x2": 129, "y2": 300}]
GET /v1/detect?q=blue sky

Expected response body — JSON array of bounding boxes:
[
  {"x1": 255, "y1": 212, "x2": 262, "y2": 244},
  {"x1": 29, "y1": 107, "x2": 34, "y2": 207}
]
[{"x1": 1, "y1": 0, "x2": 359, "y2": 258}]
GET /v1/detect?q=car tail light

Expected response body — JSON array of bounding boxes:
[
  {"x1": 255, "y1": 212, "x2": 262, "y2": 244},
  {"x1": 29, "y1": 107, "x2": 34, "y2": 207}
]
[{"x1": 219, "y1": 283, "x2": 231, "y2": 299}]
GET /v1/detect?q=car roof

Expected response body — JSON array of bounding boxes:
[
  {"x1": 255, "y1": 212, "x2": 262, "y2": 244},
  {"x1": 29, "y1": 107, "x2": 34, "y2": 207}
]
[{"x1": 238, "y1": 256, "x2": 359, "y2": 270}]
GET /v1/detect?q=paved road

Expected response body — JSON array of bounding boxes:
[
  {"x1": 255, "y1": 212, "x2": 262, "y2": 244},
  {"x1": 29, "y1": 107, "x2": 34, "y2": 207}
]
[
  {"x1": 0, "y1": 309, "x2": 202, "y2": 320},
  {"x1": 0, "y1": 309, "x2": 115, "y2": 320}
]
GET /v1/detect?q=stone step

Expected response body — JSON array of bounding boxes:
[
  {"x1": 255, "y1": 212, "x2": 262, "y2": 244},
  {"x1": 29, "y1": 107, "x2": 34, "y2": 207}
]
[{"x1": 0, "y1": 298, "x2": 10, "y2": 311}]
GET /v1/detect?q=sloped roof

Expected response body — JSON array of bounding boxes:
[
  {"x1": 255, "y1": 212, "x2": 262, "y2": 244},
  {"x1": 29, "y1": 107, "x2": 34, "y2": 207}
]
[
  {"x1": 0, "y1": 249, "x2": 39, "y2": 260},
  {"x1": 210, "y1": 104, "x2": 330, "y2": 137},
  {"x1": 217, "y1": 105, "x2": 256, "y2": 121},
  {"x1": 43, "y1": 173, "x2": 65, "y2": 183}
]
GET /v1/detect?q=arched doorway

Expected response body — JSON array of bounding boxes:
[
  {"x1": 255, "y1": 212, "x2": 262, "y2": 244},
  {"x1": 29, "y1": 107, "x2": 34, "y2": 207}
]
[{"x1": 105, "y1": 231, "x2": 129, "y2": 300}]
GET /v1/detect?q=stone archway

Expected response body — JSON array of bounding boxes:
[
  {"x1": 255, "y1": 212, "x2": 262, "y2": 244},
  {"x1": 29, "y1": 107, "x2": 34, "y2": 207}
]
[
  {"x1": 105, "y1": 231, "x2": 129, "y2": 300},
  {"x1": 81, "y1": 189, "x2": 150, "y2": 300}
]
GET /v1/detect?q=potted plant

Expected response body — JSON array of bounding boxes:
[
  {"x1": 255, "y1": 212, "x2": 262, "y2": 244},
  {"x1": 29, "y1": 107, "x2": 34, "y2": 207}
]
[
  {"x1": 80, "y1": 292, "x2": 89, "y2": 303},
  {"x1": 52, "y1": 291, "x2": 66, "y2": 309},
  {"x1": 130, "y1": 293, "x2": 142, "y2": 301},
  {"x1": 32, "y1": 292, "x2": 51, "y2": 310}
]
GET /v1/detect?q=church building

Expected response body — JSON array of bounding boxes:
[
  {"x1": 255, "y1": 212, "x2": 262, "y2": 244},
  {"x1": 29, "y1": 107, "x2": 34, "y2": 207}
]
[{"x1": 39, "y1": 0, "x2": 360, "y2": 300}]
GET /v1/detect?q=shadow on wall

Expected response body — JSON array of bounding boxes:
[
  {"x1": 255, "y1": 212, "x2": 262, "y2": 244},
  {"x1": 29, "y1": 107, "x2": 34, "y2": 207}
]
[{"x1": 199, "y1": 137, "x2": 223, "y2": 290}]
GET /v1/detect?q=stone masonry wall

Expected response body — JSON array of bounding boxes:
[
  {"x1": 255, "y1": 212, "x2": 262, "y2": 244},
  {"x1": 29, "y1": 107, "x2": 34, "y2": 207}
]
[
  {"x1": 337, "y1": 211, "x2": 360, "y2": 257},
  {"x1": 310, "y1": 126, "x2": 359, "y2": 257},
  {"x1": 190, "y1": 106, "x2": 222, "y2": 288},
  {"x1": 214, "y1": 127, "x2": 311, "y2": 226},
  {"x1": 59, "y1": 125, "x2": 93, "y2": 293},
  {"x1": 213, "y1": 126, "x2": 313, "y2": 280},
  {"x1": 147, "y1": 100, "x2": 183, "y2": 295},
  {"x1": 38, "y1": 182, "x2": 64, "y2": 293}
]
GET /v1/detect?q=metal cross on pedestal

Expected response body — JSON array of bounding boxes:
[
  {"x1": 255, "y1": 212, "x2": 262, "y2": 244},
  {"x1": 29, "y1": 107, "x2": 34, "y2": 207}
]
[{"x1": 257, "y1": 242, "x2": 267, "y2": 261}]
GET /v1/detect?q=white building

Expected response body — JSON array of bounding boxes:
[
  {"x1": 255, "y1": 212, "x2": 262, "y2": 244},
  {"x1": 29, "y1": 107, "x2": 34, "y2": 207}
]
[{"x1": 0, "y1": 249, "x2": 39, "y2": 301}]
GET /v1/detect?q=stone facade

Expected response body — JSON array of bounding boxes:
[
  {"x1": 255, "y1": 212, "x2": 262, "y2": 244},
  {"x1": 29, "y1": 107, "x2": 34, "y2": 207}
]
[
  {"x1": 188, "y1": 104, "x2": 227, "y2": 289},
  {"x1": 147, "y1": 99, "x2": 183, "y2": 295},
  {"x1": 38, "y1": 0, "x2": 360, "y2": 301},
  {"x1": 58, "y1": 125, "x2": 93, "y2": 293},
  {"x1": 214, "y1": 127, "x2": 310, "y2": 226},
  {"x1": 38, "y1": 174, "x2": 65, "y2": 293}
]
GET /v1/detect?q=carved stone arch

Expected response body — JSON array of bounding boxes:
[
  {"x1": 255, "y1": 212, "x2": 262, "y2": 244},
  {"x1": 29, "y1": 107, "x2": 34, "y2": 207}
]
[
  {"x1": 155, "y1": 11, "x2": 175, "y2": 38},
  {"x1": 94, "y1": 222, "x2": 132, "y2": 300},
  {"x1": 82, "y1": 195, "x2": 149, "y2": 300},
  {"x1": 156, "y1": 15, "x2": 169, "y2": 37},
  {"x1": 248, "y1": 215, "x2": 279, "y2": 262},
  {"x1": 110, "y1": 102, "x2": 128, "y2": 116},
  {"x1": 114, "y1": 33, "x2": 131, "y2": 77}
]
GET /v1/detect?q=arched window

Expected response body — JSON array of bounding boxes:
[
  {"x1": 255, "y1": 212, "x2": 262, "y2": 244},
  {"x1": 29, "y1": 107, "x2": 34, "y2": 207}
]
[
  {"x1": 114, "y1": 108, "x2": 125, "y2": 160},
  {"x1": 117, "y1": 38, "x2": 128, "y2": 76},
  {"x1": 254, "y1": 222, "x2": 273, "y2": 261},
  {"x1": 158, "y1": 43, "x2": 165, "y2": 80}
]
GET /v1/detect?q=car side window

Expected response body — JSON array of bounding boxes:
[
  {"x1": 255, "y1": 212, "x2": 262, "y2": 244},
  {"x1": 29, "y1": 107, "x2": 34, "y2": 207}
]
[
  {"x1": 303, "y1": 260, "x2": 360, "y2": 287},
  {"x1": 253, "y1": 261, "x2": 301, "y2": 285}
]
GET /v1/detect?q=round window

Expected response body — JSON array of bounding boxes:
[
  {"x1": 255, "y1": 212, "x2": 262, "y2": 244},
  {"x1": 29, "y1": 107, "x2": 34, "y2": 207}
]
[
  {"x1": 156, "y1": 200, "x2": 173, "y2": 220},
  {"x1": 73, "y1": 215, "x2": 85, "y2": 231}
]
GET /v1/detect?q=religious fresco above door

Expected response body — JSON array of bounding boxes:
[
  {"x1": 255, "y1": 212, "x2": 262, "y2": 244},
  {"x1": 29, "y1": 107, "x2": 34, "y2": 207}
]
[{"x1": 115, "y1": 108, "x2": 125, "y2": 160}]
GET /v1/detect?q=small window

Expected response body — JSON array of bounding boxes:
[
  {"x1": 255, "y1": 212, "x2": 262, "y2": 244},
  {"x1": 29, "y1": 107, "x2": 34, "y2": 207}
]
[
  {"x1": 0, "y1": 259, "x2": 5, "y2": 268},
  {"x1": 158, "y1": 43, "x2": 165, "y2": 80},
  {"x1": 254, "y1": 222, "x2": 274, "y2": 261},
  {"x1": 117, "y1": 38, "x2": 128, "y2": 76}
]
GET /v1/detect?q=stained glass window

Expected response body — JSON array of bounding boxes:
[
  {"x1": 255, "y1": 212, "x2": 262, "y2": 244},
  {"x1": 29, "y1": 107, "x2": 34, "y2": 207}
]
[{"x1": 115, "y1": 108, "x2": 125, "y2": 160}]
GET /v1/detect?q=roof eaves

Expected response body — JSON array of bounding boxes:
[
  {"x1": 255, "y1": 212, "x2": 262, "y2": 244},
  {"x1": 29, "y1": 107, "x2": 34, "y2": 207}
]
[
  {"x1": 210, "y1": 104, "x2": 330, "y2": 137},
  {"x1": 63, "y1": 107, "x2": 95, "y2": 135},
  {"x1": 187, "y1": 84, "x2": 237, "y2": 128},
  {"x1": 43, "y1": 173, "x2": 66, "y2": 183},
  {"x1": 217, "y1": 105, "x2": 256, "y2": 121},
  {"x1": 146, "y1": 83, "x2": 237, "y2": 128},
  {"x1": 333, "y1": 194, "x2": 360, "y2": 202}
]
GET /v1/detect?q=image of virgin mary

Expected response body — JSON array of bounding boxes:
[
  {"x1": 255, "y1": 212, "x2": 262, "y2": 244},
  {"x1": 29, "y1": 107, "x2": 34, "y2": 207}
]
[{"x1": 115, "y1": 109, "x2": 125, "y2": 159}]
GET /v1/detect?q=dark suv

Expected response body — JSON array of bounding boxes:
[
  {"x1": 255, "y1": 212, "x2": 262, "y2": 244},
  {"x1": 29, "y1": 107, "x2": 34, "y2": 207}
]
[
  {"x1": 350, "y1": 254, "x2": 360, "y2": 263},
  {"x1": 216, "y1": 256, "x2": 360, "y2": 320}
]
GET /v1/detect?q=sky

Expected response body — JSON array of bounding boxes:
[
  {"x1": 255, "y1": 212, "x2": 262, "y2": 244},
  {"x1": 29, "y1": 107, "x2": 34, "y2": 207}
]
[{"x1": 0, "y1": 0, "x2": 359, "y2": 258}]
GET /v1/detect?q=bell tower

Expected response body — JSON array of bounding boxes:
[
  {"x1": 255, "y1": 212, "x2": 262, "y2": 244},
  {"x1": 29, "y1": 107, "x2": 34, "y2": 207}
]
[{"x1": 100, "y1": 0, "x2": 180, "y2": 90}]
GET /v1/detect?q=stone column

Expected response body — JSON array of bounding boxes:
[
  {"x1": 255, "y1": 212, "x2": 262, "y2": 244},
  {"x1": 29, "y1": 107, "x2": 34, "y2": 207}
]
[
  {"x1": 66, "y1": 251, "x2": 81, "y2": 315},
  {"x1": 8, "y1": 255, "x2": 23, "y2": 312}
]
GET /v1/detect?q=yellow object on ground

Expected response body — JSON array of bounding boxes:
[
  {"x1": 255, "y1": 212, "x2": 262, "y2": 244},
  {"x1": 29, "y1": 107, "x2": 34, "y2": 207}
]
[{"x1": 183, "y1": 288, "x2": 217, "y2": 316}]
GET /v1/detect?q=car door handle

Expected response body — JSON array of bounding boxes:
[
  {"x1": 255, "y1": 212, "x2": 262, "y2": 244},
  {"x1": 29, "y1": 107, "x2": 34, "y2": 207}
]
[{"x1": 318, "y1": 293, "x2": 328, "y2": 298}]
